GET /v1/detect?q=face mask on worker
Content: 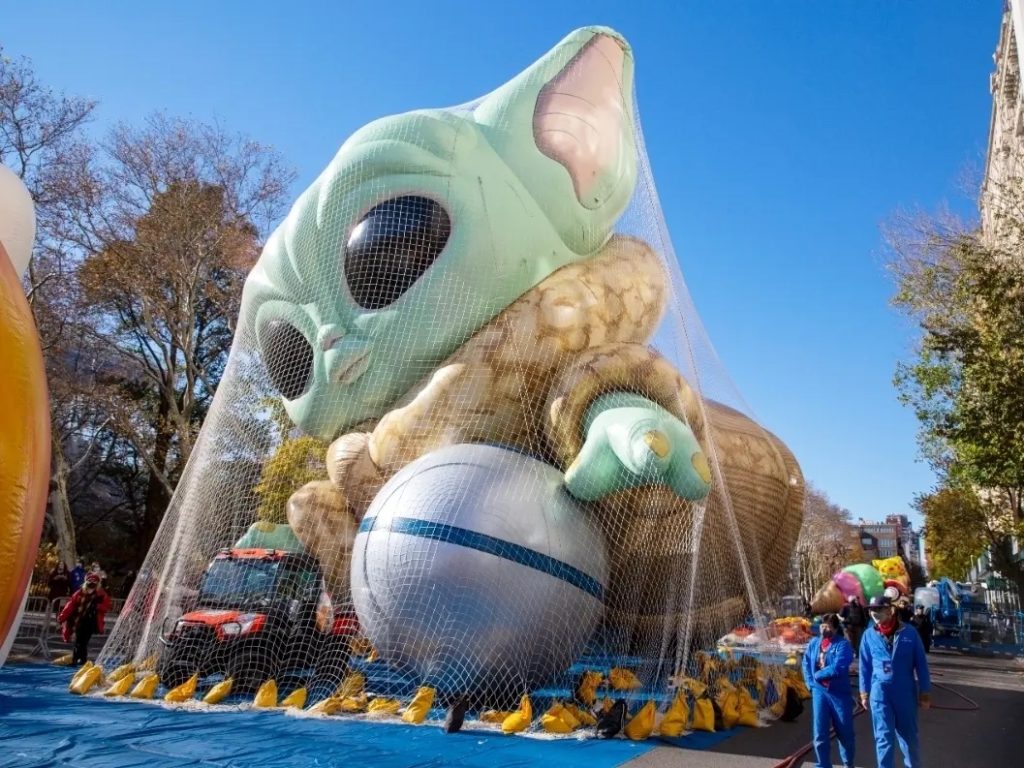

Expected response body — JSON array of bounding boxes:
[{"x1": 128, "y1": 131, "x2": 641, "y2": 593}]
[{"x1": 870, "y1": 607, "x2": 894, "y2": 626}]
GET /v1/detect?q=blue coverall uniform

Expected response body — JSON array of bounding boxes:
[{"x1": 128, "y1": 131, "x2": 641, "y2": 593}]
[
  {"x1": 802, "y1": 633, "x2": 855, "y2": 768},
  {"x1": 859, "y1": 622, "x2": 931, "y2": 768}
]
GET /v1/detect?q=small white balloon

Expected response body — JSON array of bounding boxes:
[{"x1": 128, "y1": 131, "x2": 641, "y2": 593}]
[{"x1": 0, "y1": 164, "x2": 36, "y2": 278}]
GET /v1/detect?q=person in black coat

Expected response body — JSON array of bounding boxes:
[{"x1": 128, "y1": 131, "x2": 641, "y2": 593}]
[
  {"x1": 47, "y1": 562, "x2": 71, "y2": 616},
  {"x1": 910, "y1": 605, "x2": 933, "y2": 653},
  {"x1": 839, "y1": 595, "x2": 867, "y2": 654}
]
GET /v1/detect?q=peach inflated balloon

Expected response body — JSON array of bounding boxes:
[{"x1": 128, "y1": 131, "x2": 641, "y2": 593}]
[{"x1": 0, "y1": 238, "x2": 50, "y2": 663}]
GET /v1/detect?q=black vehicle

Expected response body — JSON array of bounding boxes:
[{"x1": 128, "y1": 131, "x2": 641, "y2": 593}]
[{"x1": 157, "y1": 546, "x2": 357, "y2": 691}]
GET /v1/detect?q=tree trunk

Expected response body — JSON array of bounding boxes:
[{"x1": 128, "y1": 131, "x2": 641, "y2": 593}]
[
  {"x1": 47, "y1": 436, "x2": 78, "y2": 567},
  {"x1": 140, "y1": 395, "x2": 174, "y2": 558}
]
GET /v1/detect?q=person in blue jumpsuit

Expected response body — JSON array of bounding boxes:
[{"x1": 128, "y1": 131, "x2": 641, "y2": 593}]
[
  {"x1": 860, "y1": 595, "x2": 931, "y2": 768},
  {"x1": 802, "y1": 612, "x2": 855, "y2": 768}
]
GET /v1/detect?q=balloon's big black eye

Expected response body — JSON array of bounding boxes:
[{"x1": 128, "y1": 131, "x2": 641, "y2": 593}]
[
  {"x1": 344, "y1": 195, "x2": 451, "y2": 310},
  {"x1": 261, "y1": 320, "x2": 313, "y2": 400}
]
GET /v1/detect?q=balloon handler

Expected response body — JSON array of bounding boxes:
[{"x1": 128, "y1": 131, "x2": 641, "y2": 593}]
[
  {"x1": 59, "y1": 573, "x2": 112, "y2": 666},
  {"x1": 802, "y1": 613, "x2": 855, "y2": 768},
  {"x1": 859, "y1": 595, "x2": 931, "y2": 768}
]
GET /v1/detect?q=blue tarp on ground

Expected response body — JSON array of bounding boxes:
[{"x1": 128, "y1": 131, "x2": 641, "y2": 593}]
[{"x1": 0, "y1": 663, "x2": 675, "y2": 768}]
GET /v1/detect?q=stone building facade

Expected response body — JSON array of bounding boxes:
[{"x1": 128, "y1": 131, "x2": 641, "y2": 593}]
[{"x1": 982, "y1": 1, "x2": 1024, "y2": 242}]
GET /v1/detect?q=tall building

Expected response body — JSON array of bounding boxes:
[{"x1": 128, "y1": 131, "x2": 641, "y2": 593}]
[
  {"x1": 886, "y1": 514, "x2": 921, "y2": 565},
  {"x1": 968, "y1": 2, "x2": 1024, "y2": 603},
  {"x1": 982, "y1": 1, "x2": 1024, "y2": 243},
  {"x1": 859, "y1": 520, "x2": 903, "y2": 560},
  {"x1": 855, "y1": 528, "x2": 880, "y2": 561}
]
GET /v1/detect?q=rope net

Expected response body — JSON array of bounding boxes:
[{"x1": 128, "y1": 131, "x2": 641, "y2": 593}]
[{"x1": 97, "y1": 26, "x2": 804, "y2": 724}]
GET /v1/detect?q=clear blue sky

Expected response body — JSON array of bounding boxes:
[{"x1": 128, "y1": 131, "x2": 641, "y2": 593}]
[{"x1": 2, "y1": 1, "x2": 1004, "y2": 527}]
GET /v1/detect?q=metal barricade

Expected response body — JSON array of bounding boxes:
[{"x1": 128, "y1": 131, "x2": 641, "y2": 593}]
[
  {"x1": 12, "y1": 592, "x2": 125, "y2": 661},
  {"x1": 11, "y1": 596, "x2": 53, "y2": 658}
]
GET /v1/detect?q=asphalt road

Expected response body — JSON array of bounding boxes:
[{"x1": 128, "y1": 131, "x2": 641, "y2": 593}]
[{"x1": 628, "y1": 650, "x2": 1024, "y2": 768}]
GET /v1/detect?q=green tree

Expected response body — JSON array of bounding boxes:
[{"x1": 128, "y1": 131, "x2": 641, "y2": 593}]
[
  {"x1": 915, "y1": 486, "x2": 987, "y2": 581},
  {"x1": 792, "y1": 483, "x2": 864, "y2": 601},
  {"x1": 888, "y1": 195, "x2": 1024, "y2": 597},
  {"x1": 64, "y1": 116, "x2": 294, "y2": 555},
  {"x1": 253, "y1": 435, "x2": 328, "y2": 524}
]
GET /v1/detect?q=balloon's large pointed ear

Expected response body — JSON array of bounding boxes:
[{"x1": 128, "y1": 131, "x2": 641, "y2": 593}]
[
  {"x1": 0, "y1": 165, "x2": 36, "y2": 279},
  {"x1": 473, "y1": 27, "x2": 636, "y2": 254}
]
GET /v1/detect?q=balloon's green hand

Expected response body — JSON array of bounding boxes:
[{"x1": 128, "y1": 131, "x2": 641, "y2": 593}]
[{"x1": 564, "y1": 392, "x2": 712, "y2": 502}]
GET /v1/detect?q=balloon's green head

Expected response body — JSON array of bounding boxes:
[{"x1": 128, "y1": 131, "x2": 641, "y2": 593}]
[{"x1": 242, "y1": 27, "x2": 638, "y2": 439}]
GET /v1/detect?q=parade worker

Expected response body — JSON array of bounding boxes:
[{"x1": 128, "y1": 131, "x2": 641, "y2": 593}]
[
  {"x1": 860, "y1": 595, "x2": 931, "y2": 768},
  {"x1": 802, "y1": 612, "x2": 855, "y2": 768}
]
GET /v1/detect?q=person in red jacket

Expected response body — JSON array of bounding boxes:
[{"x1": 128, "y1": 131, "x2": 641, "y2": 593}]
[{"x1": 58, "y1": 573, "x2": 111, "y2": 665}]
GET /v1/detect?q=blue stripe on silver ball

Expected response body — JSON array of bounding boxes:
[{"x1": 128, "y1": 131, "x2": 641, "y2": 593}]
[{"x1": 359, "y1": 515, "x2": 604, "y2": 601}]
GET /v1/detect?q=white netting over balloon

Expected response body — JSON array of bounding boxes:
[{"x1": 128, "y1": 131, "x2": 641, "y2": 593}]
[{"x1": 96, "y1": 26, "x2": 804, "y2": 731}]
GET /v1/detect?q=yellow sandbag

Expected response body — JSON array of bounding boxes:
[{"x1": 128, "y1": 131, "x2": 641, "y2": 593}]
[
  {"x1": 737, "y1": 703, "x2": 760, "y2": 727},
  {"x1": 336, "y1": 672, "x2": 365, "y2": 699},
  {"x1": 501, "y1": 695, "x2": 533, "y2": 734},
  {"x1": 624, "y1": 700, "x2": 656, "y2": 740},
  {"x1": 736, "y1": 686, "x2": 760, "y2": 727},
  {"x1": 129, "y1": 673, "x2": 159, "y2": 699},
  {"x1": 541, "y1": 703, "x2": 574, "y2": 734},
  {"x1": 716, "y1": 690, "x2": 740, "y2": 729},
  {"x1": 137, "y1": 653, "x2": 158, "y2": 671},
  {"x1": 69, "y1": 661, "x2": 94, "y2": 689},
  {"x1": 367, "y1": 697, "x2": 401, "y2": 715},
  {"x1": 104, "y1": 672, "x2": 136, "y2": 697},
  {"x1": 575, "y1": 670, "x2": 603, "y2": 705},
  {"x1": 695, "y1": 652, "x2": 719, "y2": 680},
  {"x1": 164, "y1": 673, "x2": 199, "y2": 703},
  {"x1": 53, "y1": 653, "x2": 74, "y2": 666},
  {"x1": 307, "y1": 697, "x2": 342, "y2": 715},
  {"x1": 340, "y1": 693, "x2": 369, "y2": 713},
  {"x1": 253, "y1": 679, "x2": 278, "y2": 708},
  {"x1": 557, "y1": 702, "x2": 581, "y2": 729},
  {"x1": 70, "y1": 665, "x2": 103, "y2": 695},
  {"x1": 658, "y1": 691, "x2": 690, "y2": 737},
  {"x1": 401, "y1": 686, "x2": 435, "y2": 724},
  {"x1": 107, "y1": 663, "x2": 135, "y2": 683},
  {"x1": 203, "y1": 678, "x2": 234, "y2": 704},
  {"x1": 598, "y1": 697, "x2": 614, "y2": 714},
  {"x1": 280, "y1": 687, "x2": 307, "y2": 709},
  {"x1": 684, "y1": 677, "x2": 708, "y2": 698},
  {"x1": 563, "y1": 702, "x2": 597, "y2": 727},
  {"x1": 609, "y1": 667, "x2": 642, "y2": 690},
  {"x1": 691, "y1": 697, "x2": 715, "y2": 732}
]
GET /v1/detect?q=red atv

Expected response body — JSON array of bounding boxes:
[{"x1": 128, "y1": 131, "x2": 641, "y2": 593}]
[{"x1": 158, "y1": 547, "x2": 357, "y2": 691}]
